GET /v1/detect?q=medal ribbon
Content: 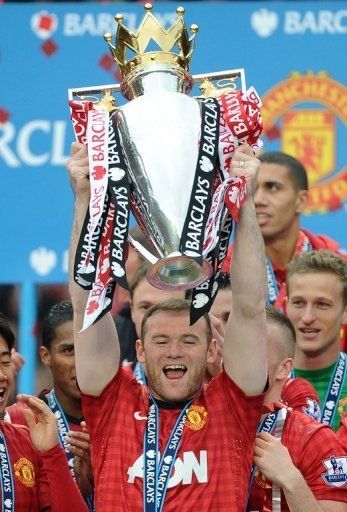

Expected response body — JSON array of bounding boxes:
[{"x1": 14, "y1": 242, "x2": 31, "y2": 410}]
[
  {"x1": 272, "y1": 408, "x2": 287, "y2": 512},
  {"x1": 266, "y1": 231, "x2": 312, "y2": 306},
  {"x1": 0, "y1": 430, "x2": 15, "y2": 512},
  {"x1": 133, "y1": 362, "x2": 147, "y2": 386},
  {"x1": 144, "y1": 394, "x2": 193, "y2": 512},
  {"x1": 320, "y1": 351, "x2": 346, "y2": 426},
  {"x1": 47, "y1": 391, "x2": 95, "y2": 511},
  {"x1": 47, "y1": 390, "x2": 75, "y2": 477},
  {"x1": 245, "y1": 409, "x2": 280, "y2": 510}
]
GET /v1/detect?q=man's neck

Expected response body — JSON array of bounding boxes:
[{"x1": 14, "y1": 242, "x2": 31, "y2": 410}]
[
  {"x1": 264, "y1": 380, "x2": 283, "y2": 408},
  {"x1": 53, "y1": 386, "x2": 83, "y2": 419},
  {"x1": 294, "y1": 342, "x2": 340, "y2": 371},
  {"x1": 264, "y1": 223, "x2": 301, "y2": 270}
]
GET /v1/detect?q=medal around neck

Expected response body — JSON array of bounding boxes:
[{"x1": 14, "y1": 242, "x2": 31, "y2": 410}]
[{"x1": 68, "y1": 4, "x2": 263, "y2": 330}]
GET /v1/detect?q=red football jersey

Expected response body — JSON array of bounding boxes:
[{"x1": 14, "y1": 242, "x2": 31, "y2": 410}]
[
  {"x1": 0, "y1": 421, "x2": 88, "y2": 512},
  {"x1": 82, "y1": 367, "x2": 264, "y2": 512},
  {"x1": 281, "y1": 377, "x2": 321, "y2": 420},
  {"x1": 248, "y1": 409, "x2": 347, "y2": 511},
  {"x1": 6, "y1": 394, "x2": 83, "y2": 434},
  {"x1": 337, "y1": 416, "x2": 347, "y2": 450}
]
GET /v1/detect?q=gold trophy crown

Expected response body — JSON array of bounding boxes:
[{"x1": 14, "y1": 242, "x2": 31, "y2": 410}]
[{"x1": 104, "y1": 3, "x2": 198, "y2": 81}]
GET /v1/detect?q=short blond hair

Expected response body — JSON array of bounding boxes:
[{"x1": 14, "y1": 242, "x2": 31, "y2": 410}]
[{"x1": 286, "y1": 250, "x2": 347, "y2": 306}]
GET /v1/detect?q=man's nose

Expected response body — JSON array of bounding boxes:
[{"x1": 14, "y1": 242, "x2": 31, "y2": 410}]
[
  {"x1": 301, "y1": 304, "x2": 315, "y2": 324},
  {"x1": 254, "y1": 186, "x2": 268, "y2": 206},
  {"x1": 167, "y1": 340, "x2": 184, "y2": 358}
]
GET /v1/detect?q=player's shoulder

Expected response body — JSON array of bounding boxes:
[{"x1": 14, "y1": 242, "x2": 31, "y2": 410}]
[
  {"x1": 103, "y1": 365, "x2": 147, "y2": 401},
  {"x1": 282, "y1": 377, "x2": 321, "y2": 420},
  {"x1": 303, "y1": 229, "x2": 342, "y2": 253},
  {"x1": 1, "y1": 420, "x2": 32, "y2": 443},
  {"x1": 285, "y1": 409, "x2": 335, "y2": 442}
]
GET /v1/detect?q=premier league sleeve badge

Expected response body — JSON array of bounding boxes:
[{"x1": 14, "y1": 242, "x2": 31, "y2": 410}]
[{"x1": 321, "y1": 456, "x2": 347, "y2": 487}]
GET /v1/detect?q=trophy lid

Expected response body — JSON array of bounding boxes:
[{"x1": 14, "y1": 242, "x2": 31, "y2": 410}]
[{"x1": 104, "y1": 4, "x2": 198, "y2": 91}]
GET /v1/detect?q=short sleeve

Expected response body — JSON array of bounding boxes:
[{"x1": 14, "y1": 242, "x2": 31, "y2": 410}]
[
  {"x1": 210, "y1": 370, "x2": 265, "y2": 441},
  {"x1": 298, "y1": 424, "x2": 347, "y2": 502},
  {"x1": 81, "y1": 367, "x2": 142, "y2": 441}
]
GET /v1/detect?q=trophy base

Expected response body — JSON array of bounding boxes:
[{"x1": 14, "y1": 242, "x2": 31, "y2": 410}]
[{"x1": 147, "y1": 255, "x2": 212, "y2": 291}]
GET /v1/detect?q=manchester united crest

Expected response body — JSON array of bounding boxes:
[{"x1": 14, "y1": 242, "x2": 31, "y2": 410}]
[
  {"x1": 262, "y1": 71, "x2": 347, "y2": 214},
  {"x1": 338, "y1": 397, "x2": 347, "y2": 419},
  {"x1": 14, "y1": 457, "x2": 36, "y2": 488},
  {"x1": 255, "y1": 469, "x2": 267, "y2": 489},
  {"x1": 185, "y1": 405, "x2": 208, "y2": 431}
]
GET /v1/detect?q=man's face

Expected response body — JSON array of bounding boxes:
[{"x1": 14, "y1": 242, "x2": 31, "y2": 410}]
[
  {"x1": 210, "y1": 289, "x2": 233, "y2": 328},
  {"x1": 0, "y1": 335, "x2": 14, "y2": 415},
  {"x1": 131, "y1": 278, "x2": 184, "y2": 337},
  {"x1": 254, "y1": 163, "x2": 307, "y2": 239},
  {"x1": 40, "y1": 321, "x2": 80, "y2": 402},
  {"x1": 286, "y1": 272, "x2": 347, "y2": 358},
  {"x1": 136, "y1": 310, "x2": 216, "y2": 402}
]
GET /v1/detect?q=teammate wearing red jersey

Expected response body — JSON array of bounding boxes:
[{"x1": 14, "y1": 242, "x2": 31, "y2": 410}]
[
  {"x1": 67, "y1": 142, "x2": 267, "y2": 511},
  {"x1": 6, "y1": 300, "x2": 95, "y2": 507},
  {"x1": 0, "y1": 312, "x2": 88, "y2": 512},
  {"x1": 248, "y1": 307, "x2": 347, "y2": 512}
]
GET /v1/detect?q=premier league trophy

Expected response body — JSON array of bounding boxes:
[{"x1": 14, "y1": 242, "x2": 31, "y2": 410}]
[{"x1": 68, "y1": 4, "x2": 263, "y2": 330}]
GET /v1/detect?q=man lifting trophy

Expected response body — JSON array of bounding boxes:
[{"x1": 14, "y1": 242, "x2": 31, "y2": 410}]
[{"x1": 68, "y1": 4, "x2": 263, "y2": 330}]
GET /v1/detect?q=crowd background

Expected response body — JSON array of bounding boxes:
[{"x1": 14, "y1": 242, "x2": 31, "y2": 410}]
[{"x1": 0, "y1": 0, "x2": 347, "y2": 395}]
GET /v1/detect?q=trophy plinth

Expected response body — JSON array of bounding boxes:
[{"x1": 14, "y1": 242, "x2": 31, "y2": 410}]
[{"x1": 147, "y1": 253, "x2": 212, "y2": 291}]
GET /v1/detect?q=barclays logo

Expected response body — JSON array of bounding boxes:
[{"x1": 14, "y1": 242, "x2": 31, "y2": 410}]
[
  {"x1": 251, "y1": 8, "x2": 347, "y2": 37},
  {"x1": 250, "y1": 9, "x2": 279, "y2": 38},
  {"x1": 0, "y1": 120, "x2": 69, "y2": 168}
]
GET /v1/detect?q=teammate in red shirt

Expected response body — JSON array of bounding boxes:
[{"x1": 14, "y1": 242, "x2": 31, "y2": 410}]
[
  {"x1": 281, "y1": 377, "x2": 321, "y2": 421},
  {"x1": 6, "y1": 300, "x2": 94, "y2": 507},
  {"x1": 248, "y1": 307, "x2": 346, "y2": 511},
  {"x1": 67, "y1": 142, "x2": 268, "y2": 511},
  {"x1": 0, "y1": 313, "x2": 88, "y2": 512}
]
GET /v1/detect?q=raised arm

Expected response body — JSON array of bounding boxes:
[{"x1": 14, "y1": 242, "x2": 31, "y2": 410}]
[
  {"x1": 223, "y1": 144, "x2": 267, "y2": 395},
  {"x1": 67, "y1": 142, "x2": 120, "y2": 395}
]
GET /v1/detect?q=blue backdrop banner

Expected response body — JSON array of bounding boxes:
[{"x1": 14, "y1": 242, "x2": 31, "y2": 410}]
[{"x1": 1, "y1": 1, "x2": 346, "y2": 284}]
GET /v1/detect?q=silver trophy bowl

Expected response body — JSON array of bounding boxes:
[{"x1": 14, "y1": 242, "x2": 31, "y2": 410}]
[
  {"x1": 115, "y1": 63, "x2": 212, "y2": 290},
  {"x1": 69, "y1": 68, "x2": 245, "y2": 291}
]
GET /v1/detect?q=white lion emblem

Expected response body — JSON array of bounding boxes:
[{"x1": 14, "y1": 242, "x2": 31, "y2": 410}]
[
  {"x1": 199, "y1": 155, "x2": 214, "y2": 173},
  {"x1": 109, "y1": 168, "x2": 125, "y2": 182},
  {"x1": 193, "y1": 293, "x2": 209, "y2": 309},
  {"x1": 111, "y1": 261, "x2": 125, "y2": 278}
]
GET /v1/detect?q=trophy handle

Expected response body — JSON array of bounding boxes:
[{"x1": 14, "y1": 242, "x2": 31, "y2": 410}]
[{"x1": 67, "y1": 68, "x2": 247, "y2": 103}]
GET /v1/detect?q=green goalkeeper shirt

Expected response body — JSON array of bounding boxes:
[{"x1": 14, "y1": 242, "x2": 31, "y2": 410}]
[{"x1": 294, "y1": 357, "x2": 347, "y2": 432}]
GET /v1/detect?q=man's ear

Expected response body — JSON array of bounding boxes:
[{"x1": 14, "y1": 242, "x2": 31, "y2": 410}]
[
  {"x1": 277, "y1": 357, "x2": 293, "y2": 380},
  {"x1": 295, "y1": 190, "x2": 308, "y2": 214},
  {"x1": 39, "y1": 346, "x2": 51, "y2": 368},
  {"x1": 206, "y1": 338, "x2": 218, "y2": 364},
  {"x1": 136, "y1": 339, "x2": 145, "y2": 364}
]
